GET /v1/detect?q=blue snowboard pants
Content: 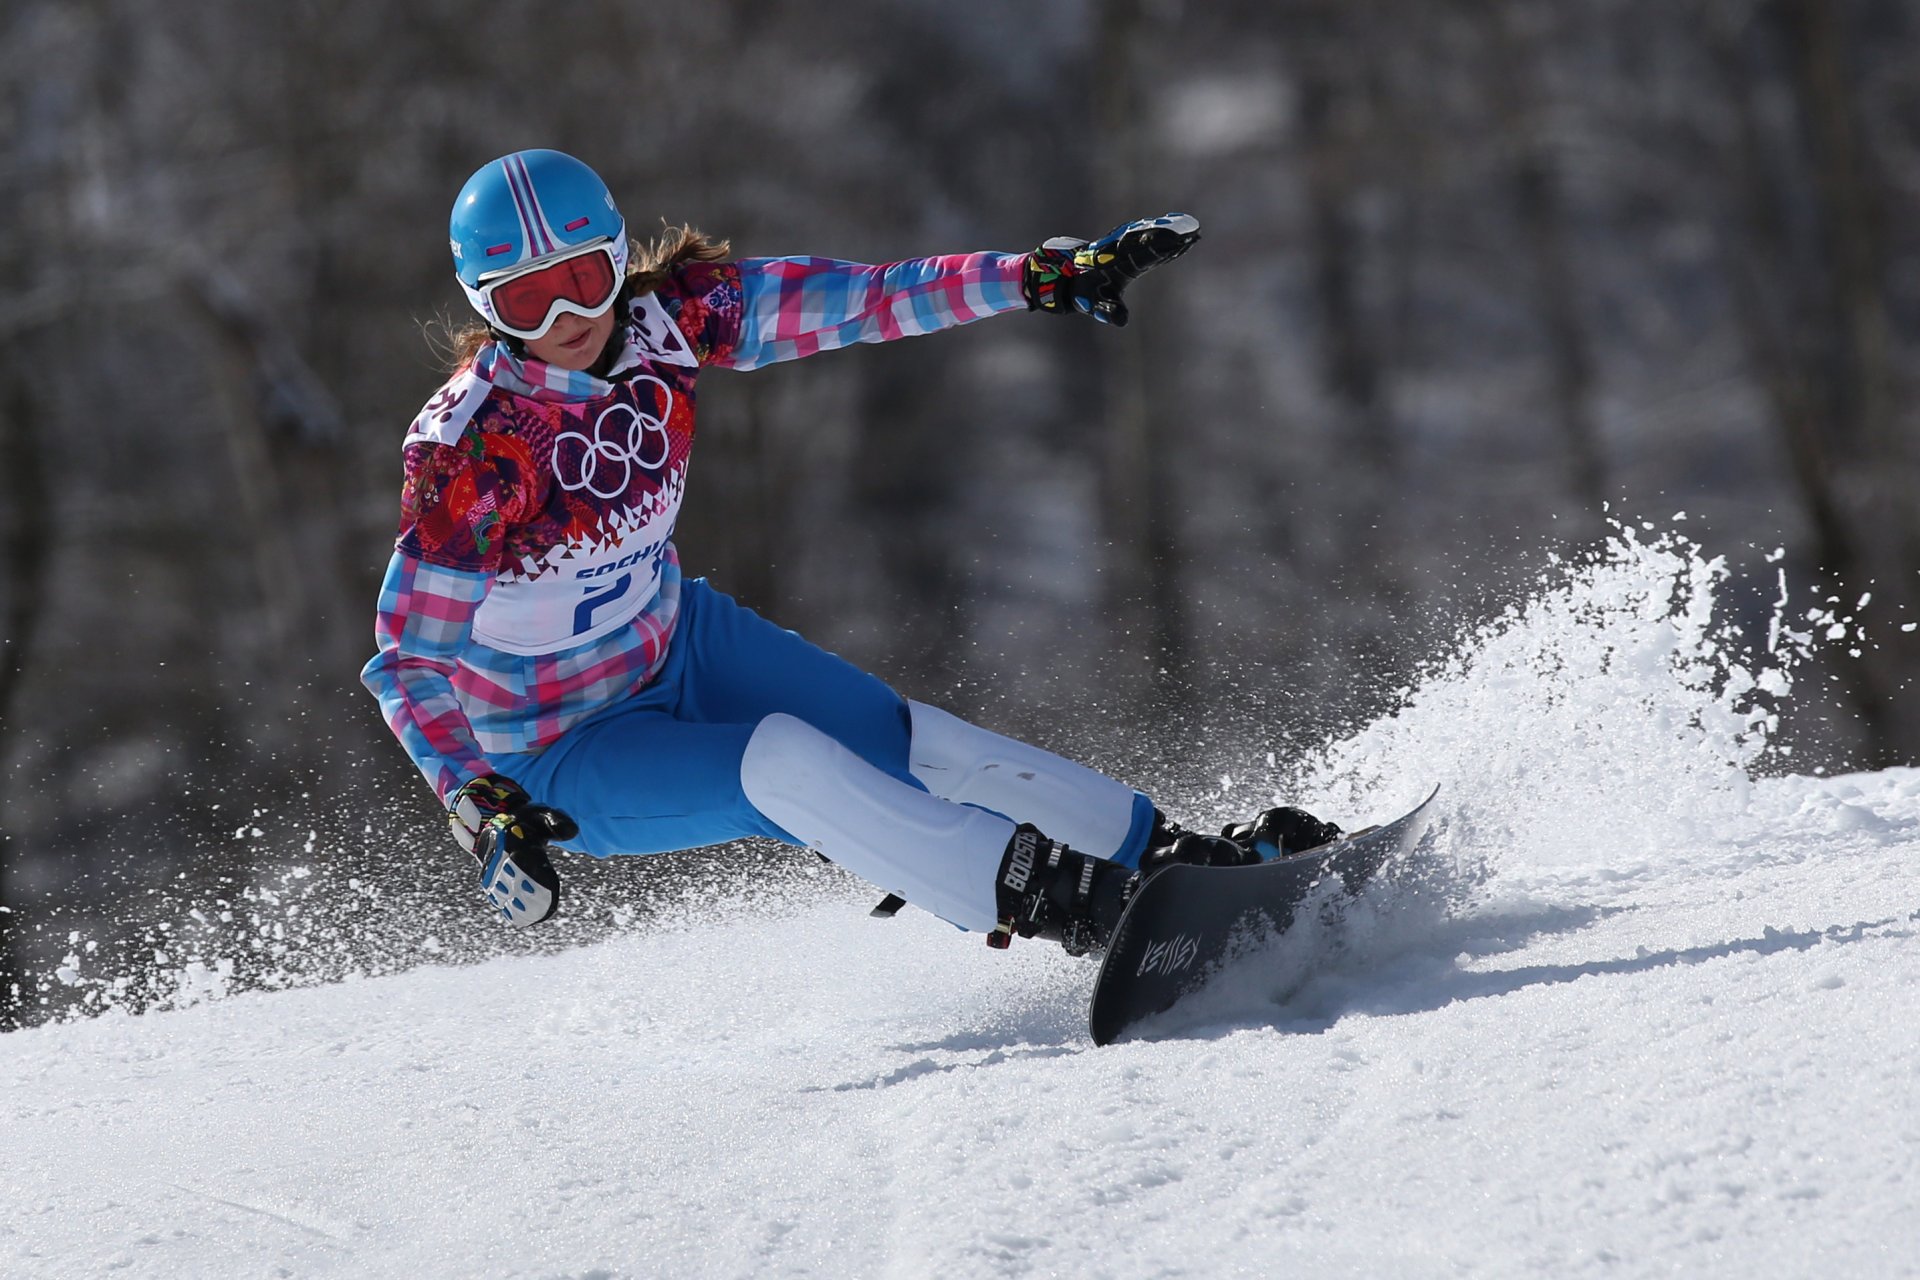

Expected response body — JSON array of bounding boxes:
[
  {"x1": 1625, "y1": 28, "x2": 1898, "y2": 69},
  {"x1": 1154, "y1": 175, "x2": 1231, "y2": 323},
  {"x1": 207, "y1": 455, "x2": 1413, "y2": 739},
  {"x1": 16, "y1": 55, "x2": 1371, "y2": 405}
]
[{"x1": 502, "y1": 578, "x2": 1154, "y2": 868}]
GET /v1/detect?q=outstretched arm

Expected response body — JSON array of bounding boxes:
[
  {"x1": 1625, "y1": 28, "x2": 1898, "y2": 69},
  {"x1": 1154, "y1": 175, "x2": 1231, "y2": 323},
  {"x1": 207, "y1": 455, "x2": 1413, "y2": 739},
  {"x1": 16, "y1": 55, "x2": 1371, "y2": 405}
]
[
  {"x1": 661, "y1": 216, "x2": 1200, "y2": 368},
  {"x1": 716, "y1": 252, "x2": 1029, "y2": 371}
]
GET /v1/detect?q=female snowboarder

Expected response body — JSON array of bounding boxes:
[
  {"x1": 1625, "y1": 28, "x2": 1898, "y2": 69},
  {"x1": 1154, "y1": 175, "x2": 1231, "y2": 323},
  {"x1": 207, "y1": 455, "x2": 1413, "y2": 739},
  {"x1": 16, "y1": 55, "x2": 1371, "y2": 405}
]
[{"x1": 362, "y1": 149, "x2": 1339, "y2": 955}]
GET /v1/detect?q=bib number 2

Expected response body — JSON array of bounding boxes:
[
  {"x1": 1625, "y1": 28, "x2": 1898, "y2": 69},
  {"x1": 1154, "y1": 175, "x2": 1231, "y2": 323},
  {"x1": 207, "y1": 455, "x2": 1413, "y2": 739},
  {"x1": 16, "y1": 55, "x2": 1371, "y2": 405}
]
[{"x1": 573, "y1": 574, "x2": 632, "y2": 636}]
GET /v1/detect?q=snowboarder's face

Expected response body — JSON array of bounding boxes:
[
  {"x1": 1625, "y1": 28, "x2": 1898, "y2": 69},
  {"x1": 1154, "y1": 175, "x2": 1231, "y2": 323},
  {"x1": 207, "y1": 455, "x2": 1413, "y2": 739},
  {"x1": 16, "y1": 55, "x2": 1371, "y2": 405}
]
[{"x1": 523, "y1": 305, "x2": 616, "y2": 371}]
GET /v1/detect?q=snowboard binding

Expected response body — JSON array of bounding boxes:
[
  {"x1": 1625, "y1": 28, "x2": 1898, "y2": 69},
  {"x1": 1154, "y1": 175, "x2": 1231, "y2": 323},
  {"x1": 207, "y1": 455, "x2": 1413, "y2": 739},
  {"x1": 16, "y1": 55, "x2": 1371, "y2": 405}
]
[
  {"x1": 1140, "y1": 810, "x2": 1258, "y2": 871},
  {"x1": 1221, "y1": 806, "x2": 1344, "y2": 861}
]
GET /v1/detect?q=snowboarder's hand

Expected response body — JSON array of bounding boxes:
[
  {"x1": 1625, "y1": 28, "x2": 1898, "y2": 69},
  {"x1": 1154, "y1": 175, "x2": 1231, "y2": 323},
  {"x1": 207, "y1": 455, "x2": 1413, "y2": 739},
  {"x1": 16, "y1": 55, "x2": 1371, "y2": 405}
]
[
  {"x1": 1023, "y1": 214, "x2": 1200, "y2": 327},
  {"x1": 448, "y1": 774, "x2": 579, "y2": 927},
  {"x1": 1221, "y1": 807, "x2": 1342, "y2": 861},
  {"x1": 449, "y1": 774, "x2": 533, "y2": 855}
]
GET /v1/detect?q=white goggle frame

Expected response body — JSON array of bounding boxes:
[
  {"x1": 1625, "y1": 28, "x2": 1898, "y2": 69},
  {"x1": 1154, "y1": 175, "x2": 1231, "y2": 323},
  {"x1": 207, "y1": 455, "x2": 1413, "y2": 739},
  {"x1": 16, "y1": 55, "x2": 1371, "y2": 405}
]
[{"x1": 464, "y1": 239, "x2": 622, "y2": 341}]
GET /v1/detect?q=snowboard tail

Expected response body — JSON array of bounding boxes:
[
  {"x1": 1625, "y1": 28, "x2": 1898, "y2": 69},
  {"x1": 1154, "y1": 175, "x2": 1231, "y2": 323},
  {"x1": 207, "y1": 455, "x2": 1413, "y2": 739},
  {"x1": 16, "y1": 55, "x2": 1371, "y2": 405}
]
[{"x1": 1087, "y1": 787, "x2": 1441, "y2": 1046}]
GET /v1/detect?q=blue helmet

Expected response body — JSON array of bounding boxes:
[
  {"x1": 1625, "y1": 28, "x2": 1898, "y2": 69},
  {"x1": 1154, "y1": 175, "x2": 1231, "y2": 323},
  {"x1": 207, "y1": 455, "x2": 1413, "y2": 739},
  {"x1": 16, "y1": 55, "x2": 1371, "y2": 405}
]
[{"x1": 449, "y1": 149, "x2": 629, "y2": 322}]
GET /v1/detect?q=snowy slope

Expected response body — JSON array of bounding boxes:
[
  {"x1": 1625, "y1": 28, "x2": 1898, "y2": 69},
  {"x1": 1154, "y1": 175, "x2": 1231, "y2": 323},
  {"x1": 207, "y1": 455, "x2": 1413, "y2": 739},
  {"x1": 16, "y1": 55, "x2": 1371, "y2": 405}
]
[{"x1": 7, "y1": 531, "x2": 1920, "y2": 1278}]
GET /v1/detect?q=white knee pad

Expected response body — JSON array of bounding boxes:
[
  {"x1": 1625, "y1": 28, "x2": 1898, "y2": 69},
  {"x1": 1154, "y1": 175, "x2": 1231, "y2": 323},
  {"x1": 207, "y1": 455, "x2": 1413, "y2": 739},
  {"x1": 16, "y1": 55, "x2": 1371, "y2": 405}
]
[
  {"x1": 739, "y1": 714, "x2": 1010, "y2": 932},
  {"x1": 906, "y1": 701, "x2": 1141, "y2": 861}
]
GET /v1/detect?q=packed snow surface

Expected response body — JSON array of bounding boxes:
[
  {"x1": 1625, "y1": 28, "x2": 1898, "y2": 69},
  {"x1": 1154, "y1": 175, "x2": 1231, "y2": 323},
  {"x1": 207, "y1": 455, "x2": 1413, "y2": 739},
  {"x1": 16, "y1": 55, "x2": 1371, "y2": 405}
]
[{"x1": 7, "y1": 531, "x2": 1920, "y2": 1278}]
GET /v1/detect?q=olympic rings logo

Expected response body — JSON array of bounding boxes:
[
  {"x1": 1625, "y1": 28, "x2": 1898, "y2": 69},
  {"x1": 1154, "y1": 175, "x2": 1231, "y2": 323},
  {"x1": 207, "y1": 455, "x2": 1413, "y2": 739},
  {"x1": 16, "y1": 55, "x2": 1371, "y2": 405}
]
[{"x1": 551, "y1": 376, "x2": 674, "y2": 499}]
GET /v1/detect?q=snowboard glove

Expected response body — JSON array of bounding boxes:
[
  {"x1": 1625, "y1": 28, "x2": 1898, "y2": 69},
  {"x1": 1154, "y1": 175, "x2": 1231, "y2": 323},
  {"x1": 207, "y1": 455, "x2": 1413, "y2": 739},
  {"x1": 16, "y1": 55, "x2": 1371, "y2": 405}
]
[
  {"x1": 1221, "y1": 806, "x2": 1343, "y2": 862},
  {"x1": 447, "y1": 774, "x2": 580, "y2": 927},
  {"x1": 1023, "y1": 213, "x2": 1201, "y2": 327},
  {"x1": 989, "y1": 824, "x2": 1139, "y2": 957}
]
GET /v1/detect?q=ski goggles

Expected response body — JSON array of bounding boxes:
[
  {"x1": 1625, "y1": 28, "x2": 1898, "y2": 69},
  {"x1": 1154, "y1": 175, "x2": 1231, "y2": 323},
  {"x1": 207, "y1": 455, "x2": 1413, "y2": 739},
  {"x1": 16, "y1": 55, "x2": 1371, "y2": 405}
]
[{"x1": 477, "y1": 239, "x2": 622, "y2": 340}]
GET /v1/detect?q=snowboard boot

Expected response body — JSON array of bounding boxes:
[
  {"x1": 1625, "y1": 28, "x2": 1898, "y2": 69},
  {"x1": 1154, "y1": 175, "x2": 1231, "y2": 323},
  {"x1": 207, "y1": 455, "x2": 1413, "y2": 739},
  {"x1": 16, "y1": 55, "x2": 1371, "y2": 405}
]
[
  {"x1": 989, "y1": 825, "x2": 1139, "y2": 956},
  {"x1": 1220, "y1": 805, "x2": 1343, "y2": 861}
]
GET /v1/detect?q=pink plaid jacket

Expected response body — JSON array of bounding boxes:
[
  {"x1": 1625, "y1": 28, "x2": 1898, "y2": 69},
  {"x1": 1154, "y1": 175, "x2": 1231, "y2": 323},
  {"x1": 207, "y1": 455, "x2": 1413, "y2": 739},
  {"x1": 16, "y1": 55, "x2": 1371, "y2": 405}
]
[{"x1": 363, "y1": 252, "x2": 1029, "y2": 803}]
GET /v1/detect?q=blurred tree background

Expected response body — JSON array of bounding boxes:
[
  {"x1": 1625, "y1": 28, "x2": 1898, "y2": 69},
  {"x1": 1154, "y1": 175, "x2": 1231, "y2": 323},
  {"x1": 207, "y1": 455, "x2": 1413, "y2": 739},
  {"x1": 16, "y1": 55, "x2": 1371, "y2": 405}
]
[{"x1": 6, "y1": 0, "x2": 1920, "y2": 1025}]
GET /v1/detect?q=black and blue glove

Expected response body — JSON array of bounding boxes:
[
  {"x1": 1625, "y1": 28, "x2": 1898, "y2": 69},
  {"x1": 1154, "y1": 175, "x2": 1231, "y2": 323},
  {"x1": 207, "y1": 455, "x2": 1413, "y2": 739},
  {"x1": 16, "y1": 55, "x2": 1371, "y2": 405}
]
[
  {"x1": 448, "y1": 774, "x2": 579, "y2": 927},
  {"x1": 1023, "y1": 213, "x2": 1201, "y2": 327}
]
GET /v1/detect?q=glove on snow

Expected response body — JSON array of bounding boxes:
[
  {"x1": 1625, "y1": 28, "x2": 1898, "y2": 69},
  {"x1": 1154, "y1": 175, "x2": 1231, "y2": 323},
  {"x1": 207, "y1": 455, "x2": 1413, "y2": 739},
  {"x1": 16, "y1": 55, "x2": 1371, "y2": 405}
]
[
  {"x1": 1221, "y1": 807, "x2": 1343, "y2": 861},
  {"x1": 1023, "y1": 213, "x2": 1201, "y2": 327},
  {"x1": 447, "y1": 774, "x2": 580, "y2": 927}
]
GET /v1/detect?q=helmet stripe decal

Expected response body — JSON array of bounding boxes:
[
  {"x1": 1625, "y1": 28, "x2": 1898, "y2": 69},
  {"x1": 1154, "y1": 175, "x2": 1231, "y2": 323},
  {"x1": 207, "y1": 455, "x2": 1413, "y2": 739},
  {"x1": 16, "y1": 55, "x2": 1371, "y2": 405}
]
[
  {"x1": 503, "y1": 154, "x2": 559, "y2": 259},
  {"x1": 500, "y1": 160, "x2": 541, "y2": 262},
  {"x1": 523, "y1": 155, "x2": 561, "y2": 255}
]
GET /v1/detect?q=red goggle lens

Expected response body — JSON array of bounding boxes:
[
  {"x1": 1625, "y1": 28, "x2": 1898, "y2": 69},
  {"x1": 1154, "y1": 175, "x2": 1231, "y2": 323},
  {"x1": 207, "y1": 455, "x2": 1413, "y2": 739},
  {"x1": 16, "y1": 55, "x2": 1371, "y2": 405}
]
[{"x1": 486, "y1": 247, "x2": 619, "y2": 335}]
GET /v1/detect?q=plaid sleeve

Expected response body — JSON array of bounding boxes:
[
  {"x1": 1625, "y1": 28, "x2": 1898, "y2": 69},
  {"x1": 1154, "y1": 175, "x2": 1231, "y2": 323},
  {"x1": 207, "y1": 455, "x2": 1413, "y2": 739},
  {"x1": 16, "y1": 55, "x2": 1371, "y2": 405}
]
[
  {"x1": 716, "y1": 252, "x2": 1029, "y2": 372},
  {"x1": 360, "y1": 550, "x2": 497, "y2": 805}
]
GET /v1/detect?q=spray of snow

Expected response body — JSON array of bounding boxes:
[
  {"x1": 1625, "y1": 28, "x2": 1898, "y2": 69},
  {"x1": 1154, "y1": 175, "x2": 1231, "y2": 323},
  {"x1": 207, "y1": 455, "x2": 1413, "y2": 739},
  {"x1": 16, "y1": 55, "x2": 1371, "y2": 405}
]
[
  {"x1": 19, "y1": 521, "x2": 1858, "y2": 1024},
  {"x1": 1126, "y1": 523, "x2": 1842, "y2": 1037}
]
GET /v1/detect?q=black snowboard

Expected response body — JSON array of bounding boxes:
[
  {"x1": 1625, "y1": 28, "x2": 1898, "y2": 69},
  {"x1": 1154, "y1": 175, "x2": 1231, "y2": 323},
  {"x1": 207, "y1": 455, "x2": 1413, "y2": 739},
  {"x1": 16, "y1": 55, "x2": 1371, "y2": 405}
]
[{"x1": 1087, "y1": 787, "x2": 1441, "y2": 1046}]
